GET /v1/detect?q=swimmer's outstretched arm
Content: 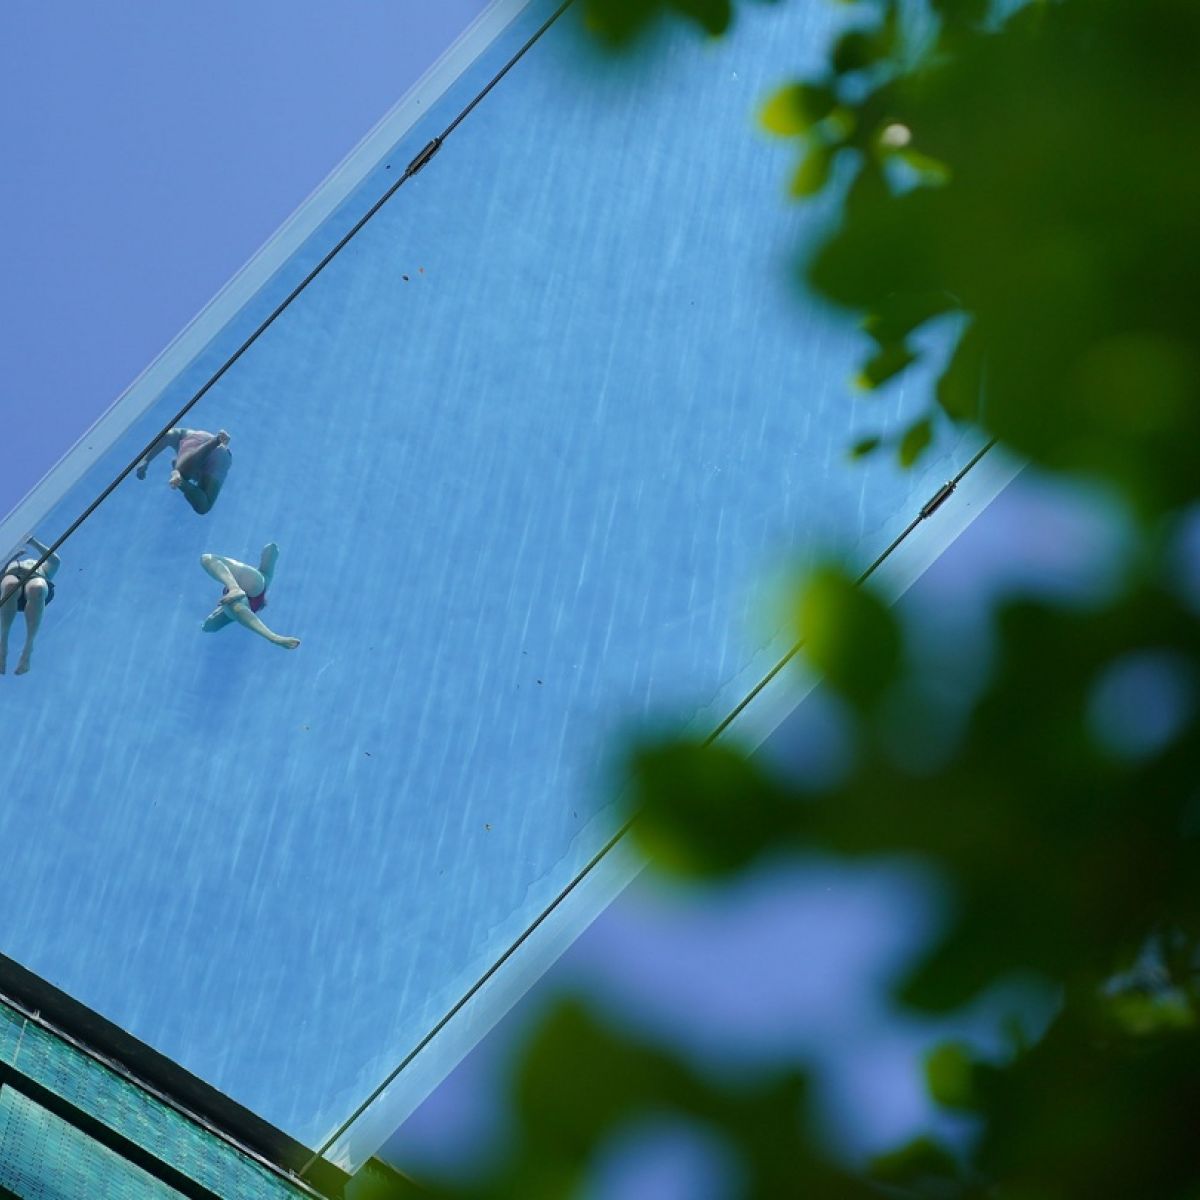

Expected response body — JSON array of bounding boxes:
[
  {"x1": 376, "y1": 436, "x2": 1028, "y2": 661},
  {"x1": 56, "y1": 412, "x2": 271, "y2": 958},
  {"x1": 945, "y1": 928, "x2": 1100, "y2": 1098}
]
[
  {"x1": 25, "y1": 536, "x2": 60, "y2": 579},
  {"x1": 135, "y1": 429, "x2": 183, "y2": 479}
]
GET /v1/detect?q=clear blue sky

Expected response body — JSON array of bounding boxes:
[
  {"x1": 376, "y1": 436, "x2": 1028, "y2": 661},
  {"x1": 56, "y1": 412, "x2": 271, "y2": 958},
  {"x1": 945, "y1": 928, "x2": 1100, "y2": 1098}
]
[
  {"x1": 1, "y1": 4, "x2": 1084, "y2": 1193},
  {"x1": 0, "y1": 0, "x2": 488, "y2": 513}
]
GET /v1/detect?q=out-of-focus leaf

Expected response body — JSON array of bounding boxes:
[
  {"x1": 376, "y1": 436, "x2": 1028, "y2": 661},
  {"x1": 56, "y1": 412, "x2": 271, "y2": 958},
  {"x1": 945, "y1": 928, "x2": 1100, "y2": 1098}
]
[
  {"x1": 1108, "y1": 991, "x2": 1197, "y2": 1036},
  {"x1": 869, "y1": 1136, "x2": 961, "y2": 1187},
  {"x1": 931, "y1": 0, "x2": 989, "y2": 26},
  {"x1": 925, "y1": 1041, "x2": 978, "y2": 1110},
  {"x1": 863, "y1": 291, "x2": 956, "y2": 346},
  {"x1": 760, "y1": 82, "x2": 837, "y2": 136},
  {"x1": 855, "y1": 341, "x2": 918, "y2": 389},
  {"x1": 809, "y1": 186, "x2": 944, "y2": 311},
  {"x1": 825, "y1": 105, "x2": 858, "y2": 145},
  {"x1": 493, "y1": 1000, "x2": 880, "y2": 1200},
  {"x1": 795, "y1": 567, "x2": 901, "y2": 706},
  {"x1": 582, "y1": 0, "x2": 734, "y2": 42},
  {"x1": 628, "y1": 740, "x2": 789, "y2": 876},
  {"x1": 896, "y1": 147, "x2": 953, "y2": 186},
  {"x1": 973, "y1": 1009, "x2": 1200, "y2": 1196},
  {"x1": 581, "y1": 0, "x2": 656, "y2": 42},
  {"x1": 671, "y1": 0, "x2": 735, "y2": 36},
  {"x1": 347, "y1": 1161, "x2": 436, "y2": 1199},
  {"x1": 832, "y1": 26, "x2": 886, "y2": 74},
  {"x1": 936, "y1": 323, "x2": 983, "y2": 420},
  {"x1": 849, "y1": 434, "x2": 882, "y2": 458},
  {"x1": 836, "y1": 162, "x2": 886, "y2": 229},
  {"x1": 898, "y1": 415, "x2": 933, "y2": 465},
  {"x1": 789, "y1": 139, "x2": 834, "y2": 197},
  {"x1": 834, "y1": 7, "x2": 898, "y2": 73}
]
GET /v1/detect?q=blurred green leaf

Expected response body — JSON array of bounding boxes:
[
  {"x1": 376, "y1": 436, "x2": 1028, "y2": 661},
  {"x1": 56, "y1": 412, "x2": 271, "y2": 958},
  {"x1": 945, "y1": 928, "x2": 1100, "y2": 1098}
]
[
  {"x1": 869, "y1": 1135, "x2": 961, "y2": 1188},
  {"x1": 936, "y1": 323, "x2": 983, "y2": 420},
  {"x1": 487, "y1": 1000, "x2": 881, "y2": 1200},
  {"x1": 972, "y1": 1009, "x2": 1200, "y2": 1196},
  {"x1": 850, "y1": 434, "x2": 882, "y2": 458},
  {"x1": 789, "y1": 139, "x2": 834, "y2": 197},
  {"x1": 832, "y1": 27, "x2": 881, "y2": 74},
  {"x1": 760, "y1": 83, "x2": 837, "y2": 136},
  {"x1": 896, "y1": 147, "x2": 952, "y2": 186},
  {"x1": 856, "y1": 341, "x2": 919, "y2": 390},
  {"x1": 1108, "y1": 991, "x2": 1197, "y2": 1036},
  {"x1": 629, "y1": 739, "x2": 790, "y2": 877},
  {"x1": 582, "y1": 0, "x2": 737, "y2": 43},
  {"x1": 863, "y1": 291, "x2": 956, "y2": 346},
  {"x1": 795, "y1": 567, "x2": 901, "y2": 706},
  {"x1": 898, "y1": 415, "x2": 933, "y2": 465},
  {"x1": 931, "y1": 0, "x2": 990, "y2": 27},
  {"x1": 925, "y1": 1041, "x2": 978, "y2": 1110},
  {"x1": 347, "y1": 1161, "x2": 436, "y2": 1199},
  {"x1": 670, "y1": 0, "x2": 735, "y2": 36}
]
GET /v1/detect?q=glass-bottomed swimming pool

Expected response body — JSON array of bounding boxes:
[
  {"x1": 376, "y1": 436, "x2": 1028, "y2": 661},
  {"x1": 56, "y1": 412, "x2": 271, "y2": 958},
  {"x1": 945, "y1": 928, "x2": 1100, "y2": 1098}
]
[{"x1": 0, "y1": 0, "x2": 1013, "y2": 1172}]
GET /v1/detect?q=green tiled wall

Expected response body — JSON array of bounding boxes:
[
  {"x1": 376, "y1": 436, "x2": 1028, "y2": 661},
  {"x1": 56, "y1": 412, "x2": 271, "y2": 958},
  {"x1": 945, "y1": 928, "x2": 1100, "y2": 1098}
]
[
  {"x1": 0, "y1": 1003, "x2": 313, "y2": 1200},
  {"x1": 0, "y1": 1087, "x2": 180, "y2": 1200}
]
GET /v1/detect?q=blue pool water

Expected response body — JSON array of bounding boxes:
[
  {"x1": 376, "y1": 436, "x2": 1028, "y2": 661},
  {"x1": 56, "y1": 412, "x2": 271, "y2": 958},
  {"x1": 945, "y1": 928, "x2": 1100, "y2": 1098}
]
[{"x1": 0, "y1": 0, "x2": 1004, "y2": 1170}]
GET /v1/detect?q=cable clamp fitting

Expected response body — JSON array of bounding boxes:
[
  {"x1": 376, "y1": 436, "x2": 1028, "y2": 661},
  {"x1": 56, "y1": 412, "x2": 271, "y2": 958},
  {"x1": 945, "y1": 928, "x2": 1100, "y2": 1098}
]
[
  {"x1": 405, "y1": 137, "x2": 443, "y2": 177},
  {"x1": 919, "y1": 480, "x2": 957, "y2": 520}
]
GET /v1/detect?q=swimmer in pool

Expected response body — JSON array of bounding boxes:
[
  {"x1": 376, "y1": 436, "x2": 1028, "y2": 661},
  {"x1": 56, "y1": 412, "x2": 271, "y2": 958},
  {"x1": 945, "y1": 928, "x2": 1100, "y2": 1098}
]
[
  {"x1": 136, "y1": 427, "x2": 232, "y2": 515},
  {"x1": 199, "y1": 543, "x2": 300, "y2": 650},
  {"x1": 1, "y1": 536, "x2": 61, "y2": 675}
]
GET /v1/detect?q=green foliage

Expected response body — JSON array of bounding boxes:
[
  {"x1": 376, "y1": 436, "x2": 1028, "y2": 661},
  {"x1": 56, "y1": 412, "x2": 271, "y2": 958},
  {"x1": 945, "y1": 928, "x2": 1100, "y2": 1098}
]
[
  {"x1": 971, "y1": 1004, "x2": 1200, "y2": 1196},
  {"x1": 869, "y1": 1135, "x2": 962, "y2": 1191},
  {"x1": 897, "y1": 415, "x2": 932, "y2": 466},
  {"x1": 759, "y1": 83, "x2": 838, "y2": 136},
  {"x1": 923, "y1": 1042, "x2": 976, "y2": 1110},
  {"x1": 801, "y1": 0, "x2": 1200, "y2": 511},
  {"x1": 451, "y1": 1001, "x2": 880, "y2": 1199},
  {"x1": 629, "y1": 739, "x2": 792, "y2": 875},
  {"x1": 789, "y1": 139, "x2": 835, "y2": 197},
  {"x1": 582, "y1": 0, "x2": 741, "y2": 43},
  {"x1": 856, "y1": 340, "x2": 919, "y2": 390},
  {"x1": 368, "y1": 1, "x2": 1200, "y2": 1196},
  {"x1": 795, "y1": 567, "x2": 901, "y2": 705}
]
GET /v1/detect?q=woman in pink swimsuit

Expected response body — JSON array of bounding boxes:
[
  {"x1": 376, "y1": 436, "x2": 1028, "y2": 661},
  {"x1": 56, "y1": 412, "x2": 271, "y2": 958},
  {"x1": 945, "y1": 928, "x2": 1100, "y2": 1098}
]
[{"x1": 199, "y1": 543, "x2": 300, "y2": 650}]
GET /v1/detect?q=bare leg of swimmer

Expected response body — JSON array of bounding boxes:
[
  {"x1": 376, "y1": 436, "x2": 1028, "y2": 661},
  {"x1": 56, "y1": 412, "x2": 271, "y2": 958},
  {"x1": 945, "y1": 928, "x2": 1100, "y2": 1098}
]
[
  {"x1": 225, "y1": 597, "x2": 300, "y2": 649},
  {"x1": 176, "y1": 476, "x2": 220, "y2": 515},
  {"x1": 199, "y1": 553, "x2": 262, "y2": 607},
  {"x1": 258, "y1": 543, "x2": 280, "y2": 588},
  {"x1": 198, "y1": 552, "x2": 294, "y2": 645},
  {"x1": 201, "y1": 605, "x2": 235, "y2": 633},
  {"x1": 0, "y1": 575, "x2": 18, "y2": 675},
  {"x1": 14, "y1": 578, "x2": 47, "y2": 675}
]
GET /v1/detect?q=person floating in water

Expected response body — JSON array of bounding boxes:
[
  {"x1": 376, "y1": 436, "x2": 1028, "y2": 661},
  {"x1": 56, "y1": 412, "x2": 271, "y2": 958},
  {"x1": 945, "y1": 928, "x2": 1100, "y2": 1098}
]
[
  {"x1": 200, "y1": 543, "x2": 300, "y2": 650},
  {"x1": 1, "y1": 536, "x2": 60, "y2": 675},
  {"x1": 136, "y1": 427, "x2": 231, "y2": 515}
]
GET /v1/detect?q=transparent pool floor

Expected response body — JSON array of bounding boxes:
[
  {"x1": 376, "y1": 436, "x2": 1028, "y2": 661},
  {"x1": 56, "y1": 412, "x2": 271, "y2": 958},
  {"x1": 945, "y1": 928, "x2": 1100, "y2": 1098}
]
[{"x1": 0, "y1": 0, "x2": 1003, "y2": 1171}]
